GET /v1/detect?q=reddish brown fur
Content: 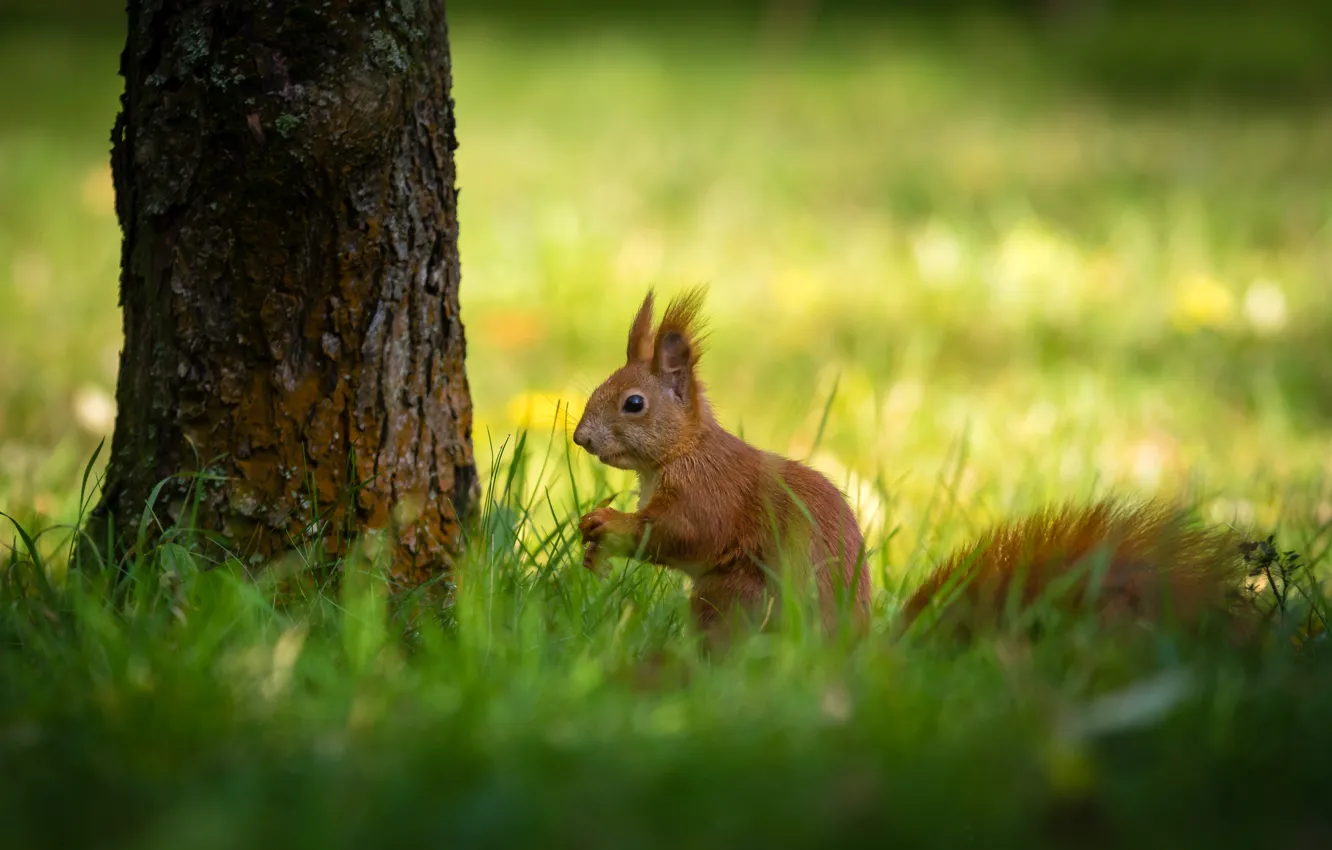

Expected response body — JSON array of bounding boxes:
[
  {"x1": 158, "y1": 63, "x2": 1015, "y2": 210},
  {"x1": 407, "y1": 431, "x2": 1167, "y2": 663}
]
[
  {"x1": 573, "y1": 288, "x2": 870, "y2": 645},
  {"x1": 898, "y1": 498, "x2": 1257, "y2": 640}
]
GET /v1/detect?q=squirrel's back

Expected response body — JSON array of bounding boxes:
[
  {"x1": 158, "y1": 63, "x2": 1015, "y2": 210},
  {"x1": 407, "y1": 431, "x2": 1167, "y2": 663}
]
[{"x1": 899, "y1": 498, "x2": 1255, "y2": 639}]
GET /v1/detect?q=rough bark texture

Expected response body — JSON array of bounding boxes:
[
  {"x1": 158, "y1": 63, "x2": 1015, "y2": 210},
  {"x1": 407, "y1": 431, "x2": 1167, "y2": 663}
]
[{"x1": 93, "y1": 0, "x2": 477, "y2": 588}]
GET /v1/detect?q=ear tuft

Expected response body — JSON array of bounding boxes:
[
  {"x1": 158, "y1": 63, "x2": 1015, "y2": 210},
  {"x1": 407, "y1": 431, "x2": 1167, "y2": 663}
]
[
  {"x1": 652, "y1": 286, "x2": 709, "y2": 406},
  {"x1": 626, "y1": 290, "x2": 656, "y2": 363}
]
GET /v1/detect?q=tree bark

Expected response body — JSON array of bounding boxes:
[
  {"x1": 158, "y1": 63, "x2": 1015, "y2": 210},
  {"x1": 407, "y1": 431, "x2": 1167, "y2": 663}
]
[{"x1": 91, "y1": 0, "x2": 477, "y2": 589}]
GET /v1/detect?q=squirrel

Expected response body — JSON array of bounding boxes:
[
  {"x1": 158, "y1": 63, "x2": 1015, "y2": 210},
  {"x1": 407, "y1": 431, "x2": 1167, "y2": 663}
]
[
  {"x1": 573, "y1": 288, "x2": 1259, "y2": 646},
  {"x1": 572, "y1": 287, "x2": 870, "y2": 644}
]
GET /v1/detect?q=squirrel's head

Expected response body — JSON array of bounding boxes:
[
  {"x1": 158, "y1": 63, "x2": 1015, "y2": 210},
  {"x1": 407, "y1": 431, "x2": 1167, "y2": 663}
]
[{"x1": 572, "y1": 287, "x2": 710, "y2": 471}]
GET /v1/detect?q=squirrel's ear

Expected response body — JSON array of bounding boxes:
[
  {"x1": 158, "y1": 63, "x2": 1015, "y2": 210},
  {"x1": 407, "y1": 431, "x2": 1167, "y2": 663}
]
[
  {"x1": 626, "y1": 290, "x2": 655, "y2": 363},
  {"x1": 651, "y1": 286, "x2": 707, "y2": 408},
  {"x1": 653, "y1": 330, "x2": 694, "y2": 403}
]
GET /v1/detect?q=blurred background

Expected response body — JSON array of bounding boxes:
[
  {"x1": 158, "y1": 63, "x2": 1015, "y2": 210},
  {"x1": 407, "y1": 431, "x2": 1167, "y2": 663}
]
[{"x1": 2, "y1": 0, "x2": 1331, "y2": 573}]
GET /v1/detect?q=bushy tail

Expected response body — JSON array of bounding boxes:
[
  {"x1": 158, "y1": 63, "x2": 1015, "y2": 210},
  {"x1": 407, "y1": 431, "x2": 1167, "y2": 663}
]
[{"x1": 898, "y1": 498, "x2": 1259, "y2": 641}]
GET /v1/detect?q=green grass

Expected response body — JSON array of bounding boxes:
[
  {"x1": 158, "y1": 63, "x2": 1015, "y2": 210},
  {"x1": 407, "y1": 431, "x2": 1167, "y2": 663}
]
[
  {"x1": 3, "y1": 10, "x2": 1332, "y2": 848},
  {"x1": 2, "y1": 437, "x2": 1330, "y2": 849}
]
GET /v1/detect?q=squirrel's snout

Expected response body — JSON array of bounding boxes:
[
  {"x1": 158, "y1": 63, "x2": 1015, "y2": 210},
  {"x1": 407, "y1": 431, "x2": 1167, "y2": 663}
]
[{"x1": 572, "y1": 423, "x2": 593, "y2": 453}]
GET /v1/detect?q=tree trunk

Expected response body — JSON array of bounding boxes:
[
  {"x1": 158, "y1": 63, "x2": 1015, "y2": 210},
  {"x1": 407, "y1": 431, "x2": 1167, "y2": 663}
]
[{"x1": 91, "y1": 0, "x2": 477, "y2": 589}]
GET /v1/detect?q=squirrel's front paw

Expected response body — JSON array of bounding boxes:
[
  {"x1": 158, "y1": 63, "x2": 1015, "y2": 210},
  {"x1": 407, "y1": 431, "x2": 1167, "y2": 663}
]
[
  {"x1": 579, "y1": 507, "x2": 612, "y2": 574},
  {"x1": 578, "y1": 506, "x2": 616, "y2": 542},
  {"x1": 578, "y1": 505, "x2": 629, "y2": 575},
  {"x1": 581, "y1": 540, "x2": 609, "y2": 575}
]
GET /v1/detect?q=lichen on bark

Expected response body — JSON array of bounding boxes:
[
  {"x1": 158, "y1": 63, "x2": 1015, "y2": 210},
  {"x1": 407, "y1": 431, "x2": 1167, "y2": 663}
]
[{"x1": 91, "y1": 0, "x2": 477, "y2": 589}]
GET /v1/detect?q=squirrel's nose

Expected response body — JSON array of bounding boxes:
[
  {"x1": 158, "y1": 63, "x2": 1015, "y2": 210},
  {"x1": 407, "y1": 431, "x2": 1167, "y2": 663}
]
[{"x1": 572, "y1": 425, "x2": 593, "y2": 452}]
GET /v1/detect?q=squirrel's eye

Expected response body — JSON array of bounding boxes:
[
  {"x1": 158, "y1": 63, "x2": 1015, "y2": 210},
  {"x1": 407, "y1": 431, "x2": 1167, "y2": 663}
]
[{"x1": 622, "y1": 394, "x2": 646, "y2": 414}]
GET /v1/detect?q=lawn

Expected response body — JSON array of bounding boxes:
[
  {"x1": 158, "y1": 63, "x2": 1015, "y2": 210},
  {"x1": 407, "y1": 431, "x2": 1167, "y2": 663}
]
[{"x1": 2, "y1": 7, "x2": 1332, "y2": 848}]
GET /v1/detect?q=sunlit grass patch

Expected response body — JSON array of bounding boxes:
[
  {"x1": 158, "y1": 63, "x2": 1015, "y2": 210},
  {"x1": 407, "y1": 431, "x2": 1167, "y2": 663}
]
[{"x1": 5, "y1": 23, "x2": 1332, "y2": 531}]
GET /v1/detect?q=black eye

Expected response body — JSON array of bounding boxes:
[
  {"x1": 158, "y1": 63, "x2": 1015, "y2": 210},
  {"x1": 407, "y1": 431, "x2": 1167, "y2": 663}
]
[{"x1": 622, "y1": 394, "x2": 645, "y2": 414}]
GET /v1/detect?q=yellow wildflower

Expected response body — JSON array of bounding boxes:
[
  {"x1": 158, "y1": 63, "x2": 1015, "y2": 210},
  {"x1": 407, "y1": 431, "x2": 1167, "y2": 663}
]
[{"x1": 1170, "y1": 272, "x2": 1234, "y2": 331}]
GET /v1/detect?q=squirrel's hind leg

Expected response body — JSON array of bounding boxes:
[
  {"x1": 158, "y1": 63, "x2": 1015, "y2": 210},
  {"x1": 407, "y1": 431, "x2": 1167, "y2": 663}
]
[{"x1": 689, "y1": 564, "x2": 770, "y2": 652}]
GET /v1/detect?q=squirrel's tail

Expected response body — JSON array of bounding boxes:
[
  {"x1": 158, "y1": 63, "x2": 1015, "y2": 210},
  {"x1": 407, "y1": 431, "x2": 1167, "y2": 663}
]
[{"x1": 898, "y1": 498, "x2": 1259, "y2": 641}]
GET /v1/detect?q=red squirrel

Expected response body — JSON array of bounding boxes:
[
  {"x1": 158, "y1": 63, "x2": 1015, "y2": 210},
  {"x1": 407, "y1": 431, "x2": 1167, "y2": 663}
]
[
  {"x1": 573, "y1": 289, "x2": 1257, "y2": 644},
  {"x1": 572, "y1": 287, "x2": 870, "y2": 641}
]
